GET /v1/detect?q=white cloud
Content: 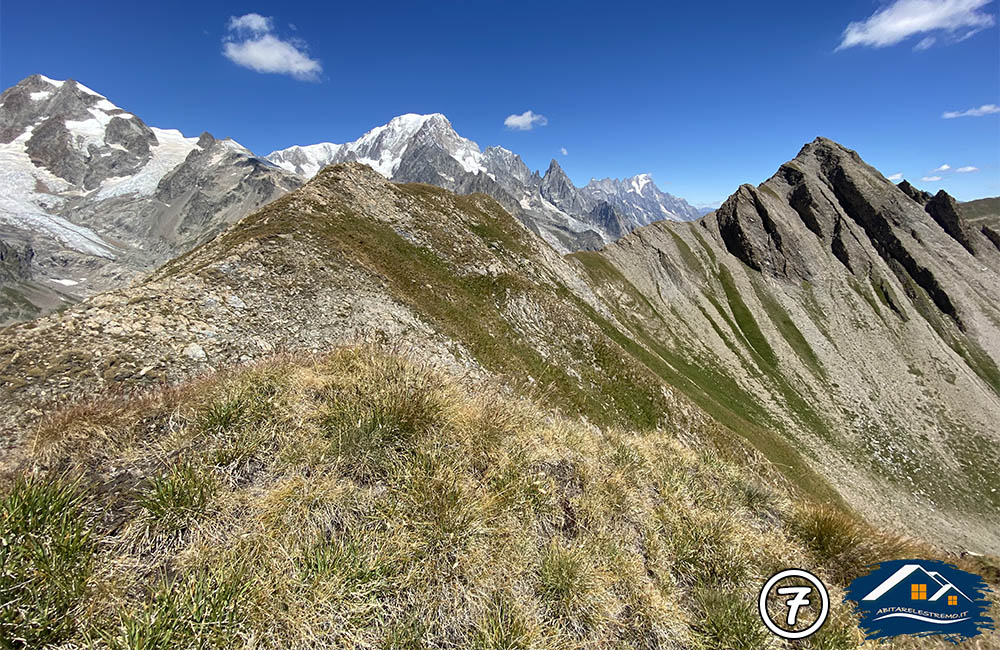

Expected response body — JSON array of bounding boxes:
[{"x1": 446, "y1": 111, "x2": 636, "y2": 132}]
[
  {"x1": 913, "y1": 36, "x2": 937, "y2": 50},
  {"x1": 942, "y1": 103, "x2": 1000, "y2": 118},
  {"x1": 887, "y1": 172, "x2": 904, "y2": 181},
  {"x1": 504, "y1": 110, "x2": 548, "y2": 131},
  {"x1": 228, "y1": 13, "x2": 271, "y2": 33},
  {"x1": 837, "y1": 0, "x2": 995, "y2": 50},
  {"x1": 560, "y1": 147, "x2": 568, "y2": 156},
  {"x1": 921, "y1": 175, "x2": 943, "y2": 182},
  {"x1": 932, "y1": 164, "x2": 951, "y2": 172},
  {"x1": 956, "y1": 166, "x2": 979, "y2": 173},
  {"x1": 223, "y1": 14, "x2": 322, "y2": 81}
]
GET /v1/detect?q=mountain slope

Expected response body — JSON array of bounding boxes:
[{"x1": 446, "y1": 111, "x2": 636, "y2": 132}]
[
  {"x1": 574, "y1": 138, "x2": 1000, "y2": 550},
  {"x1": 0, "y1": 163, "x2": 839, "y2": 510},
  {"x1": 0, "y1": 75, "x2": 301, "y2": 324},
  {"x1": 6, "y1": 346, "x2": 944, "y2": 650}
]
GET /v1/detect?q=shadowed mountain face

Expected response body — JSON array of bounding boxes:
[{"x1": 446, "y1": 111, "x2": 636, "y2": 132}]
[
  {"x1": 2, "y1": 137, "x2": 998, "y2": 555},
  {"x1": 958, "y1": 195, "x2": 1000, "y2": 253}
]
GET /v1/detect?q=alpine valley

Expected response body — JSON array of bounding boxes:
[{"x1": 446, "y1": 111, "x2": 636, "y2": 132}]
[{"x1": 2, "y1": 75, "x2": 999, "y2": 649}]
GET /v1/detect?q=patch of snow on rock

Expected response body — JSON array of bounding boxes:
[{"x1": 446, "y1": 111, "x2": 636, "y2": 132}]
[{"x1": 96, "y1": 127, "x2": 200, "y2": 199}]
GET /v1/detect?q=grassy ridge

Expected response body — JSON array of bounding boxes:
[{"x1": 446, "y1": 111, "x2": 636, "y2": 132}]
[
  {"x1": 156, "y1": 172, "x2": 847, "y2": 511},
  {"x1": 2, "y1": 348, "x2": 936, "y2": 649}
]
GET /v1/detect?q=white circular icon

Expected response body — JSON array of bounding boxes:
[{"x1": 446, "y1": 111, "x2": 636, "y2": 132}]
[{"x1": 758, "y1": 568, "x2": 830, "y2": 640}]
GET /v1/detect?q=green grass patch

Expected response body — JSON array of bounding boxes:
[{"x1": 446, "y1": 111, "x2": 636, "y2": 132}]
[
  {"x1": 298, "y1": 534, "x2": 396, "y2": 598},
  {"x1": 718, "y1": 266, "x2": 777, "y2": 367},
  {"x1": 105, "y1": 566, "x2": 248, "y2": 650},
  {"x1": 0, "y1": 476, "x2": 95, "y2": 649},
  {"x1": 787, "y1": 504, "x2": 911, "y2": 585},
  {"x1": 472, "y1": 594, "x2": 535, "y2": 650},
  {"x1": 666, "y1": 229, "x2": 703, "y2": 274},
  {"x1": 537, "y1": 541, "x2": 602, "y2": 631},
  {"x1": 752, "y1": 279, "x2": 824, "y2": 378},
  {"x1": 320, "y1": 362, "x2": 445, "y2": 482},
  {"x1": 689, "y1": 226, "x2": 718, "y2": 266},
  {"x1": 137, "y1": 461, "x2": 215, "y2": 530},
  {"x1": 692, "y1": 587, "x2": 772, "y2": 650},
  {"x1": 569, "y1": 251, "x2": 664, "y2": 320}
]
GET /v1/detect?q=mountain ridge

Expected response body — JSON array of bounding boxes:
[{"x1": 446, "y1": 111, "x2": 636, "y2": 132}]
[
  {"x1": 3, "y1": 138, "x2": 998, "y2": 554},
  {"x1": 0, "y1": 74, "x2": 702, "y2": 324}
]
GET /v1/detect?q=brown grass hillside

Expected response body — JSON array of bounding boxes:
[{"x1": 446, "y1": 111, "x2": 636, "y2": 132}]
[{"x1": 3, "y1": 346, "x2": 996, "y2": 649}]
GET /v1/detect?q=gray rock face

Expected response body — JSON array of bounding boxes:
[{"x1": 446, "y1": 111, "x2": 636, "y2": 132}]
[
  {"x1": 897, "y1": 179, "x2": 932, "y2": 205},
  {"x1": 482, "y1": 146, "x2": 534, "y2": 188},
  {"x1": 707, "y1": 138, "x2": 1000, "y2": 332},
  {"x1": 587, "y1": 201, "x2": 629, "y2": 240},
  {"x1": 0, "y1": 239, "x2": 33, "y2": 282},
  {"x1": 716, "y1": 183, "x2": 812, "y2": 281},
  {"x1": 0, "y1": 74, "x2": 302, "y2": 324},
  {"x1": 923, "y1": 190, "x2": 980, "y2": 255},
  {"x1": 589, "y1": 140, "x2": 1000, "y2": 551},
  {"x1": 540, "y1": 159, "x2": 588, "y2": 216},
  {"x1": 10, "y1": 76, "x2": 157, "y2": 190},
  {"x1": 983, "y1": 226, "x2": 1000, "y2": 252},
  {"x1": 1, "y1": 75, "x2": 91, "y2": 143}
]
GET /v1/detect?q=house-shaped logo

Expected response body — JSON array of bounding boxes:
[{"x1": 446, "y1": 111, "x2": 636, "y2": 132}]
[{"x1": 845, "y1": 559, "x2": 994, "y2": 642}]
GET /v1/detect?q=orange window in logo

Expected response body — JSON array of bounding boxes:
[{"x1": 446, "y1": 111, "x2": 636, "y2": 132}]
[
  {"x1": 948, "y1": 595, "x2": 958, "y2": 606},
  {"x1": 911, "y1": 584, "x2": 927, "y2": 600}
]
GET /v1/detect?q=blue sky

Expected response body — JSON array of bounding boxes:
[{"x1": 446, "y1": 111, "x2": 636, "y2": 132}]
[{"x1": 2, "y1": 0, "x2": 998, "y2": 205}]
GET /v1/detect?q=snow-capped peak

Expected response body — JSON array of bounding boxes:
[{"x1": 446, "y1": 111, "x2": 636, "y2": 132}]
[
  {"x1": 70, "y1": 79, "x2": 104, "y2": 98},
  {"x1": 629, "y1": 173, "x2": 652, "y2": 195},
  {"x1": 266, "y1": 112, "x2": 485, "y2": 179},
  {"x1": 36, "y1": 75, "x2": 65, "y2": 88}
]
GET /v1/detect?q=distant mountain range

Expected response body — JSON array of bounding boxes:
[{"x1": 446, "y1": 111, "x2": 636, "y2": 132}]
[
  {"x1": 0, "y1": 75, "x2": 699, "y2": 323},
  {"x1": 266, "y1": 113, "x2": 701, "y2": 250}
]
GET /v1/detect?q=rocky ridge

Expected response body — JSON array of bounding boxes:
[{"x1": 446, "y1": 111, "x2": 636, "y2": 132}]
[{"x1": 582, "y1": 138, "x2": 1000, "y2": 550}]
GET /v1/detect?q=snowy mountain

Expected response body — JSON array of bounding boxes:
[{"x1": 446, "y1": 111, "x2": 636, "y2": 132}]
[
  {"x1": 0, "y1": 74, "x2": 300, "y2": 323},
  {"x1": 267, "y1": 114, "x2": 485, "y2": 179},
  {"x1": 267, "y1": 115, "x2": 700, "y2": 251},
  {"x1": 581, "y1": 174, "x2": 701, "y2": 224}
]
